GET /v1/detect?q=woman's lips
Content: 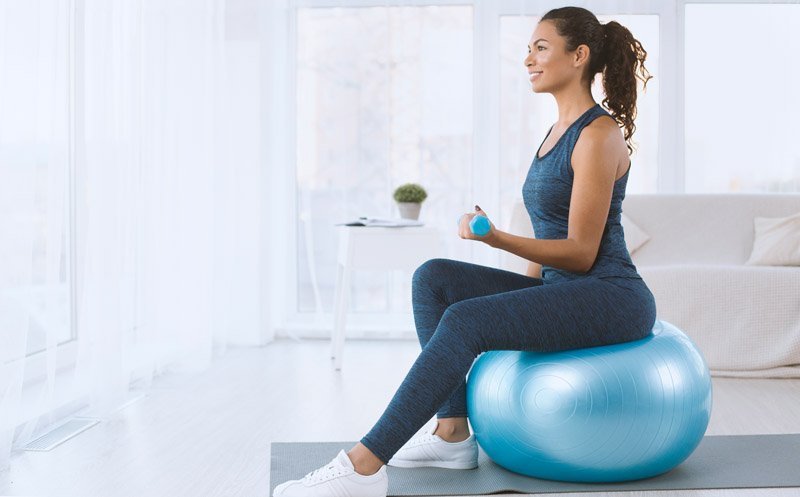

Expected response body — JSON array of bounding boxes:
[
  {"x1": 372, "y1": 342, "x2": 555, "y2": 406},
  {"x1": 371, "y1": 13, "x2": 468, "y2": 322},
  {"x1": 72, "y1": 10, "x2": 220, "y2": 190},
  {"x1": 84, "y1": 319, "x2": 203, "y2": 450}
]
[{"x1": 530, "y1": 72, "x2": 542, "y2": 82}]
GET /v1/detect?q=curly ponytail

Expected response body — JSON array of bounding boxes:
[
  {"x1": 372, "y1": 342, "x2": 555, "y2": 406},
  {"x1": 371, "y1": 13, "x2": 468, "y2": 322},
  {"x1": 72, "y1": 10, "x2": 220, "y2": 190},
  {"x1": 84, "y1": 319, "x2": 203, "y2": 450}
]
[{"x1": 541, "y1": 7, "x2": 653, "y2": 156}]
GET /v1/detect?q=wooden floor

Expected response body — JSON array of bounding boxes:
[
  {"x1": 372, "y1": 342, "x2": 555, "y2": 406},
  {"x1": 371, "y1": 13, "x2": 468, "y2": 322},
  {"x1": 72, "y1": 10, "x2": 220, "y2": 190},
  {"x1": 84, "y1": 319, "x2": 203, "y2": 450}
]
[{"x1": 2, "y1": 337, "x2": 800, "y2": 497}]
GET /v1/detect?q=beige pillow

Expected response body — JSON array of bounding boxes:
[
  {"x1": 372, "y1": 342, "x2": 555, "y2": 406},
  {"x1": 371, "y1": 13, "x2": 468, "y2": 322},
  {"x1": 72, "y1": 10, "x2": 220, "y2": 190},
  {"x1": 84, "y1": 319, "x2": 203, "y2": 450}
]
[
  {"x1": 621, "y1": 213, "x2": 650, "y2": 255},
  {"x1": 744, "y1": 211, "x2": 800, "y2": 266}
]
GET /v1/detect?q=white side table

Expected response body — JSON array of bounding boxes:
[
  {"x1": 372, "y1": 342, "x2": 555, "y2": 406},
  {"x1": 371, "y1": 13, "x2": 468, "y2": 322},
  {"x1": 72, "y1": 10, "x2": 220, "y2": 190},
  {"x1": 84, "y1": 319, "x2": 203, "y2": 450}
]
[{"x1": 331, "y1": 226, "x2": 442, "y2": 370}]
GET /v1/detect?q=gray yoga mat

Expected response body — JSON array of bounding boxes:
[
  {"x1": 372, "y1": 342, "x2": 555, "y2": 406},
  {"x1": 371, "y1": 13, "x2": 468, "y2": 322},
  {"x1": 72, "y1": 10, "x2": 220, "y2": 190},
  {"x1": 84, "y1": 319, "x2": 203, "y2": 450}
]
[{"x1": 269, "y1": 434, "x2": 800, "y2": 495}]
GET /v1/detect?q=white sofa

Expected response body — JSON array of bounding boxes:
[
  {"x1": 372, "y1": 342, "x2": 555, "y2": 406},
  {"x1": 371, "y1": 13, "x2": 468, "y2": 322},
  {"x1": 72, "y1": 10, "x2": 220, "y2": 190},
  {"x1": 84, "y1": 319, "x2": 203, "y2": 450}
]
[{"x1": 501, "y1": 194, "x2": 800, "y2": 378}]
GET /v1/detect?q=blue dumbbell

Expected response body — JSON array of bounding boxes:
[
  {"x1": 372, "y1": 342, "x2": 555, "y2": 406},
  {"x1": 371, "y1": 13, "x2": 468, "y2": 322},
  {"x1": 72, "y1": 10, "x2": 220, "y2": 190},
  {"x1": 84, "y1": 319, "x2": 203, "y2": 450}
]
[{"x1": 456, "y1": 214, "x2": 491, "y2": 236}]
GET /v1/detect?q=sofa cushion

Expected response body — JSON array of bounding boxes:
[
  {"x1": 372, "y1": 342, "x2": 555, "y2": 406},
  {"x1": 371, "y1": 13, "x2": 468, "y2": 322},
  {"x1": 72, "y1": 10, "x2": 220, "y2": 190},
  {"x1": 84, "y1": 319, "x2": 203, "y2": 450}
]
[
  {"x1": 744, "y1": 211, "x2": 800, "y2": 266},
  {"x1": 621, "y1": 213, "x2": 650, "y2": 255},
  {"x1": 638, "y1": 264, "x2": 800, "y2": 378}
]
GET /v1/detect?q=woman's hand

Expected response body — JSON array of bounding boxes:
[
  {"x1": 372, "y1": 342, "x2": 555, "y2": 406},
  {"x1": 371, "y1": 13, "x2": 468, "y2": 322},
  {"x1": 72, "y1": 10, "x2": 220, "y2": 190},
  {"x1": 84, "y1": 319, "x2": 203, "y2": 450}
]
[{"x1": 458, "y1": 205, "x2": 497, "y2": 244}]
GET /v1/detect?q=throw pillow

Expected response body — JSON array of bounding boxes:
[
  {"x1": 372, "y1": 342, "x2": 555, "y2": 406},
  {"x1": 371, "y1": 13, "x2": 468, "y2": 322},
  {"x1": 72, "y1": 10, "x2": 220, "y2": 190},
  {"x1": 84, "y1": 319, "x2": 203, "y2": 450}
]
[
  {"x1": 621, "y1": 213, "x2": 650, "y2": 255},
  {"x1": 744, "y1": 211, "x2": 800, "y2": 266}
]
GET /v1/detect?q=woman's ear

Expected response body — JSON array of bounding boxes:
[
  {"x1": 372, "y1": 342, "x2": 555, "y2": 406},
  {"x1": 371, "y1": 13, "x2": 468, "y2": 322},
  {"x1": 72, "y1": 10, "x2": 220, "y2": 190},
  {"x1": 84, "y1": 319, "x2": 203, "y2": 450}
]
[{"x1": 574, "y1": 44, "x2": 590, "y2": 67}]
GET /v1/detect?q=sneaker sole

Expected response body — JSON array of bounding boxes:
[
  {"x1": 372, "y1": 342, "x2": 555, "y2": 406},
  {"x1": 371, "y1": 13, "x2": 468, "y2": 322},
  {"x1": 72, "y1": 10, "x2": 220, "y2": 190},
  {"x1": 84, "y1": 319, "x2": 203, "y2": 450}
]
[{"x1": 387, "y1": 458, "x2": 478, "y2": 470}]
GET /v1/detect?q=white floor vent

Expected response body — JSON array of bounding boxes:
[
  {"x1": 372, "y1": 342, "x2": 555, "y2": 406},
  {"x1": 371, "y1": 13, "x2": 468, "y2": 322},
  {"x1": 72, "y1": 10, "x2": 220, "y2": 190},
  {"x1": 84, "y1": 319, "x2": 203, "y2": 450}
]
[{"x1": 23, "y1": 418, "x2": 100, "y2": 452}]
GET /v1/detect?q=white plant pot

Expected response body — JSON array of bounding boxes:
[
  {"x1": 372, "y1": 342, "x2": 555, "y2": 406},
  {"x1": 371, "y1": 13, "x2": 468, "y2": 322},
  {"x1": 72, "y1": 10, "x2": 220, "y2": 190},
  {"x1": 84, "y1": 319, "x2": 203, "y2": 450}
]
[{"x1": 397, "y1": 202, "x2": 422, "y2": 220}]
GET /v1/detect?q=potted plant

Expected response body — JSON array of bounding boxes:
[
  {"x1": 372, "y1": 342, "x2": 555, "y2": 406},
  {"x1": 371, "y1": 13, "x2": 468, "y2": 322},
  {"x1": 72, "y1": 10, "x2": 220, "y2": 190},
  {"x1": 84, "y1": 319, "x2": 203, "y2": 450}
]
[{"x1": 393, "y1": 183, "x2": 428, "y2": 220}]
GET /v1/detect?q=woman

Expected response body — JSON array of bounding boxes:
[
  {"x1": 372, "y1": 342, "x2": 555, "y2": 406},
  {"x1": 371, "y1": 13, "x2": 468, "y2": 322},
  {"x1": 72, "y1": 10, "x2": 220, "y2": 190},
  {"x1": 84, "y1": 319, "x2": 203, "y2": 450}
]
[{"x1": 273, "y1": 6, "x2": 655, "y2": 497}]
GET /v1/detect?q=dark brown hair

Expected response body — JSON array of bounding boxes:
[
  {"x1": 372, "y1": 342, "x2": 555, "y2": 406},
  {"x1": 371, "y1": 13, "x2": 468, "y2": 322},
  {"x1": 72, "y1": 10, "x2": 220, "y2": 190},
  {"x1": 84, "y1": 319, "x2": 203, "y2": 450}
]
[{"x1": 541, "y1": 6, "x2": 653, "y2": 155}]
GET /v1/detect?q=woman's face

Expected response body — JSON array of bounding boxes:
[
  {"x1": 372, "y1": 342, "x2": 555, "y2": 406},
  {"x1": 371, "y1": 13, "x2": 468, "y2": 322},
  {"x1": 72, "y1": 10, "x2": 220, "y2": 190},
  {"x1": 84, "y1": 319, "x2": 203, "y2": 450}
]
[{"x1": 524, "y1": 20, "x2": 582, "y2": 94}]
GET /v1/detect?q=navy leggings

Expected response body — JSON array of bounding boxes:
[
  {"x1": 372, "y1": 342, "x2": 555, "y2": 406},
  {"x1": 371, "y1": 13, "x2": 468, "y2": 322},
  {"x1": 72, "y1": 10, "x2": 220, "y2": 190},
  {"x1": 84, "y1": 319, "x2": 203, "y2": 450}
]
[{"x1": 359, "y1": 258, "x2": 657, "y2": 464}]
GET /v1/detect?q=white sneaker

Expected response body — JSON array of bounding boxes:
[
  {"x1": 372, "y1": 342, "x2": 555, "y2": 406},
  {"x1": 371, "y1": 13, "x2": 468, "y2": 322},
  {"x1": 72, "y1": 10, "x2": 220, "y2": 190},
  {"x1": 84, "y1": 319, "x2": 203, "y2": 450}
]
[
  {"x1": 387, "y1": 422, "x2": 479, "y2": 470},
  {"x1": 272, "y1": 449, "x2": 388, "y2": 497}
]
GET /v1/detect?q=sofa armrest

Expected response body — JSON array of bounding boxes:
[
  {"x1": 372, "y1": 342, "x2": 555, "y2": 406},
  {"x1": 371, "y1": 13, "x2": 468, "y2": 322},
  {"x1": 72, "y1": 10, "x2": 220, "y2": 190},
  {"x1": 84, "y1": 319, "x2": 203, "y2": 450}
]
[{"x1": 639, "y1": 265, "x2": 800, "y2": 377}]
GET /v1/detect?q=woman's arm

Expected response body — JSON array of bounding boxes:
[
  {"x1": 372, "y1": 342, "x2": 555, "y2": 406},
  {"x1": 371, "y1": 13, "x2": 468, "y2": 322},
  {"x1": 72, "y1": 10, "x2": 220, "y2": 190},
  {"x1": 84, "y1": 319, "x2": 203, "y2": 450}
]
[
  {"x1": 464, "y1": 207, "x2": 590, "y2": 273},
  {"x1": 488, "y1": 232, "x2": 589, "y2": 274}
]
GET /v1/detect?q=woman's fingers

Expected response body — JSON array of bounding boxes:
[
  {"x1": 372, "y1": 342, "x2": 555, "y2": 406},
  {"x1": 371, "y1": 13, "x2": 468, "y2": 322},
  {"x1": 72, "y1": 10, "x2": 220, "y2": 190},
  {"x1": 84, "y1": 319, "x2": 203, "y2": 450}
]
[{"x1": 459, "y1": 206, "x2": 493, "y2": 239}]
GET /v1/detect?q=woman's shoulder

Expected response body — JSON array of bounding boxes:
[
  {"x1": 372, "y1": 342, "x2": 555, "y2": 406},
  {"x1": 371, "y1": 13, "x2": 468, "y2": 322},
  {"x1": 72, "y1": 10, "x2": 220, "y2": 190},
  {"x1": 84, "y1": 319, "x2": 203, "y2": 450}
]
[
  {"x1": 585, "y1": 110, "x2": 621, "y2": 134},
  {"x1": 578, "y1": 113, "x2": 627, "y2": 154},
  {"x1": 569, "y1": 113, "x2": 629, "y2": 178}
]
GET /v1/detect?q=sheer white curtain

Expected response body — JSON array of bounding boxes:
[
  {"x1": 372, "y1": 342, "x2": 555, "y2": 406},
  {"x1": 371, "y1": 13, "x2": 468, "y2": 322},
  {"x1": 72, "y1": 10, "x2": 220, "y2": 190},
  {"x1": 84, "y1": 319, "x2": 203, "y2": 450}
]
[
  {"x1": 75, "y1": 0, "x2": 229, "y2": 411},
  {"x1": 1, "y1": 0, "x2": 268, "y2": 473},
  {"x1": 0, "y1": 0, "x2": 72, "y2": 472}
]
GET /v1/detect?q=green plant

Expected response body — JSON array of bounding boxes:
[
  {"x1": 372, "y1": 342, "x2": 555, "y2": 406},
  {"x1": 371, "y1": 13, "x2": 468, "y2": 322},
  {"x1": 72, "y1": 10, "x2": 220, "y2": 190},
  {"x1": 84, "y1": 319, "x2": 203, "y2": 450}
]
[{"x1": 393, "y1": 183, "x2": 428, "y2": 203}]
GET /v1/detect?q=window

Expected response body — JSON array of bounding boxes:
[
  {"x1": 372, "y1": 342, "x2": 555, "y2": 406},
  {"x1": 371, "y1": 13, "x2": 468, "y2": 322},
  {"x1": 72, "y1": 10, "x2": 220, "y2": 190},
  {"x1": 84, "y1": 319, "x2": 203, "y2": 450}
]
[
  {"x1": 283, "y1": 1, "x2": 790, "y2": 336},
  {"x1": 0, "y1": 2, "x2": 73, "y2": 366},
  {"x1": 295, "y1": 5, "x2": 473, "y2": 317},
  {"x1": 685, "y1": 3, "x2": 800, "y2": 192}
]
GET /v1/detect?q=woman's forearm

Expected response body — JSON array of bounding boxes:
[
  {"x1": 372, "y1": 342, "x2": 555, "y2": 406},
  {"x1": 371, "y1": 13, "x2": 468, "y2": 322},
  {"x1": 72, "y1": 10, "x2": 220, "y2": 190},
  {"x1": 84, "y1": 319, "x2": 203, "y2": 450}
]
[{"x1": 486, "y1": 229, "x2": 590, "y2": 274}]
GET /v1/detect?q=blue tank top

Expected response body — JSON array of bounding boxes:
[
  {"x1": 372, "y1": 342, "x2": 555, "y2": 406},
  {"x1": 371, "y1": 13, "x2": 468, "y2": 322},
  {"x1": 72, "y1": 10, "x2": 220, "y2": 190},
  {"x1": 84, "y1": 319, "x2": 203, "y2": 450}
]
[{"x1": 522, "y1": 103, "x2": 643, "y2": 284}]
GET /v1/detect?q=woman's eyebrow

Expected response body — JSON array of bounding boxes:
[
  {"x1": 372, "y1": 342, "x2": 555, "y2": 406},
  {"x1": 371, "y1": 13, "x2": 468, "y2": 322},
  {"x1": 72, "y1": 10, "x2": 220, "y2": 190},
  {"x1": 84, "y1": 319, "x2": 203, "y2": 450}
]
[{"x1": 528, "y1": 39, "x2": 548, "y2": 49}]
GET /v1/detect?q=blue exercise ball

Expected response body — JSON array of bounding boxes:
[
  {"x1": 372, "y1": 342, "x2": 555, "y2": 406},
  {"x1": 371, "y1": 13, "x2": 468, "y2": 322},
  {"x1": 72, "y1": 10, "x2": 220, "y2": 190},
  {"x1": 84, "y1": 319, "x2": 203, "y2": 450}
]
[{"x1": 466, "y1": 320, "x2": 712, "y2": 483}]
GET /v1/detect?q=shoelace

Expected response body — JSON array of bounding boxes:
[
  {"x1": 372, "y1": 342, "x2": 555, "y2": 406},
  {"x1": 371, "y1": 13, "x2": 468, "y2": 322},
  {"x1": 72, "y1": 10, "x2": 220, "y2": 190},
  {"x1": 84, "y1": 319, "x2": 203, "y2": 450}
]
[
  {"x1": 408, "y1": 431, "x2": 472, "y2": 448},
  {"x1": 304, "y1": 461, "x2": 348, "y2": 484},
  {"x1": 409, "y1": 429, "x2": 440, "y2": 446},
  {"x1": 402, "y1": 437, "x2": 432, "y2": 450}
]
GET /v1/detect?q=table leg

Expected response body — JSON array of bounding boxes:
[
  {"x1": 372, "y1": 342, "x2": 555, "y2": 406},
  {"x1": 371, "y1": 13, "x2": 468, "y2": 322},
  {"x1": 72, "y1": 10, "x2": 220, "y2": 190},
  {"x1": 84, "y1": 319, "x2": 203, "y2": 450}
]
[
  {"x1": 331, "y1": 263, "x2": 343, "y2": 358},
  {"x1": 332, "y1": 263, "x2": 350, "y2": 370}
]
